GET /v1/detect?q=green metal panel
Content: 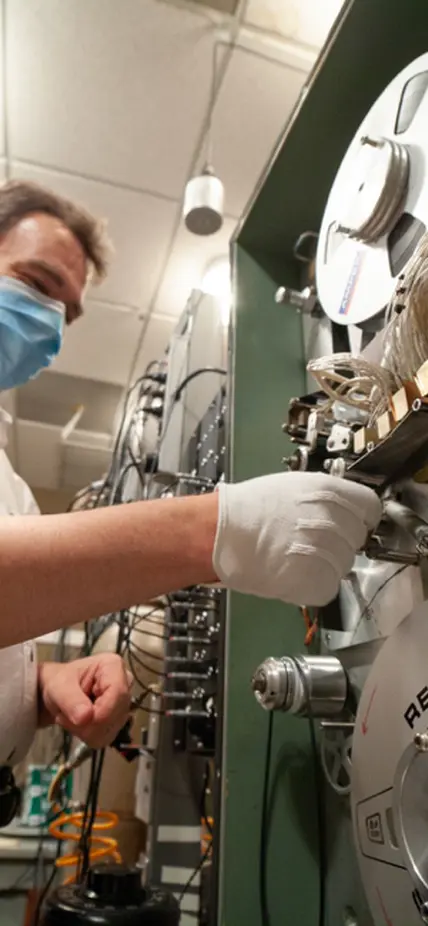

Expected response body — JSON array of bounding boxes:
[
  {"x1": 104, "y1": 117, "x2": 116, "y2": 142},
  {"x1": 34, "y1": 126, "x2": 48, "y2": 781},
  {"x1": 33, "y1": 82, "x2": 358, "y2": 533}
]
[
  {"x1": 220, "y1": 1, "x2": 428, "y2": 924},
  {"x1": 220, "y1": 245, "x2": 320, "y2": 926}
]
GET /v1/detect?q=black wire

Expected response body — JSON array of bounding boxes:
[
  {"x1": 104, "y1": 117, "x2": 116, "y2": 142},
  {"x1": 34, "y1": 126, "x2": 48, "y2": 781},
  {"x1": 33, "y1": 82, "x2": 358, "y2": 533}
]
[
  {"x1": 76, "y1": 750, "x2": 97, "y2": 883},
  {"x1": 129, "y1": 625, "x2": 169, "y2": 642},
  {"x1": 74, "y1": 614, "x2": 121, "y2": 887},
  {"x1": 126, "y1": 650, "x2": 165, "y2": 715},
  {"x1": 359, "y1": 564, "x2": 408, "y2": 622},
  {"x1": 178, "y1": 842, "x2": 211, "y2": 906},
  {"x1": 126, "y1": 445, "x2": 147, "y2": 494},
  {"x1": 128, "y1": 639, "x2": 166, "y2": 662},
  {"x1": 75, "y1": 605, "x2": 127, "y2": 884},
  {"x1": 132, "y1": 689, "x2": 151, "y2": 710},
  {"x1": 32, "y1": 838, "x2": 62, "y2": 926},
  {"x1": 84, "y1": 750, "x2": 106, "y2": 869},
  {"x1": 259, "y1": 712, "x2": 274, "y2": 926},
  {"x1": 127, "y1": 642, "x2": 168, "y2": 677},
  {"x1": 173, "y1": 367, "x2": 227, "y2": 402},
  {"x1": 128, "y1": 606, "x2": 159, "y2": 620},
  {"x1": 30, "y1": 727, "x2": 71, "y2": 924},
  {"x1": 293, "y1": 661, "x2": 326, "y2": 926},
  {"x1": 178, "y1": 770, "x2": 213, "y2": 910},
  {"x1": 201, "y1": 761, "x2": 213, "y2": 836},
  {"x1": 111, "y1": 459, "x2": 144, "y2": 504}
]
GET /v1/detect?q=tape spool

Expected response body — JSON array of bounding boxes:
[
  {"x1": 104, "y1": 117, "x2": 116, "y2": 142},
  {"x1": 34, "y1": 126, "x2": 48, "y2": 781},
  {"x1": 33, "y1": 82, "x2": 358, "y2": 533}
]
[
  {"x1": 317, "y1": 54, "x2": 428, "y2": 326},
  {"x1": 351, "y1": 600, "x2": 428, "y2": 925}
]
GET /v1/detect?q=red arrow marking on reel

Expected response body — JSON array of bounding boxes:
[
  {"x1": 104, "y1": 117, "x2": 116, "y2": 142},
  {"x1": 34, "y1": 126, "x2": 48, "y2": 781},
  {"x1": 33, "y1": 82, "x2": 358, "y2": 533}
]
[
  {"x1": 376, "y1": 886, "x2": 393, "y2": 926},
  {"x1": 361, "y1": 686, "x2": 377, "y2": 735}
]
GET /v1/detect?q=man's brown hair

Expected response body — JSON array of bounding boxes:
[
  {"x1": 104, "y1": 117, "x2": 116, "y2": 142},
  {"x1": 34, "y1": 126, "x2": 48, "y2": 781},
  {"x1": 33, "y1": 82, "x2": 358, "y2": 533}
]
[{"x1": 0, "y1": 180, "x2": 111, "y2": 281}]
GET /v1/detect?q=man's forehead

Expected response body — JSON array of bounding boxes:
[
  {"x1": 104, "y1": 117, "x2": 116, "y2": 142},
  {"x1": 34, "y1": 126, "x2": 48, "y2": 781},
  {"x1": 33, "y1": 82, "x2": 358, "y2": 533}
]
[{"x1": 1, "y1": 214, "x2": 85, "y2": 268}]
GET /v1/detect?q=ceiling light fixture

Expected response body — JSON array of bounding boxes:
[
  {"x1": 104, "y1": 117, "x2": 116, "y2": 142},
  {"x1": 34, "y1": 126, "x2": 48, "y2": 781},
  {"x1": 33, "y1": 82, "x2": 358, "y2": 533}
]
[{"x1": 183, "y1": 45, "x2": 225, "y2": 236}]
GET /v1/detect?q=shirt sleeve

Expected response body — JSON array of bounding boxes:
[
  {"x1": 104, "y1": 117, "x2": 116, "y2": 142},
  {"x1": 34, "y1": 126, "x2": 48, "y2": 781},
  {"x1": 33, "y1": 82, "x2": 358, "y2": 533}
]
[
  {"x1": 11, "y1": 471, "x2": 40, "y2": 516},
  {"x1": 0, "y1": 643, "x2": 38, "y2": 766}
]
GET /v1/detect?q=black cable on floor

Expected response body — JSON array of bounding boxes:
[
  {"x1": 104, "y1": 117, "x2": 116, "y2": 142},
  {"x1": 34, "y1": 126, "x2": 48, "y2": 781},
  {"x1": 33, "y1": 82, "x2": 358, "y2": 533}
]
[
  {"x1": 294, "y1": 661, "x2": 326, "y2": 926},
  {"x1": 32, "y1": 839, "x2": 62, "y2": 926},
  {"x1": 259, "y1": 682, "x2": 326, "y2": 926},
  {"x1": 259, "y1": 711, "x2": 274, "y2": 926}
]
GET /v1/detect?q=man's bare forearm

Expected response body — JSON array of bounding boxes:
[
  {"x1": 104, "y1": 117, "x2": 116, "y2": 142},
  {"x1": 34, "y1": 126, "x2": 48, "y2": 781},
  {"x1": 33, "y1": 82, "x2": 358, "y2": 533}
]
[{"x1": 0, "y1": 494, "x2": 218, "y2": 647}]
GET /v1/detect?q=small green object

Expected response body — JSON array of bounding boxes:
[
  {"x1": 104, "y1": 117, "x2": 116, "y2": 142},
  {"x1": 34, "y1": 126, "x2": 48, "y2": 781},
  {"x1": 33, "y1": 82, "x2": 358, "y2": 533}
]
[{"x1": 20, "y1": 765, "x2": 72, "y2": 828}]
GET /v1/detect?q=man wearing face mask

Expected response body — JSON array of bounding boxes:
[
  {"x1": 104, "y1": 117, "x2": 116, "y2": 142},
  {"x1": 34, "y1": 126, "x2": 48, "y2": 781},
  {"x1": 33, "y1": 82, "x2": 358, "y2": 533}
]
[{"x1": 0, "y1": 180, "x2": 382, "y2": 793}]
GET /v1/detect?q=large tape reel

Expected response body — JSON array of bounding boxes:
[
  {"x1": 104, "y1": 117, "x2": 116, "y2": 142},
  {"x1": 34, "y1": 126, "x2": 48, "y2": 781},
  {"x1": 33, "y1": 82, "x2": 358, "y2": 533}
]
[
  {"x1": 317, "y1": 54, "x2": 428, "y2": 325},
  {"x1": 351, "y1": 601, "x2": 428, "y2": 925}
]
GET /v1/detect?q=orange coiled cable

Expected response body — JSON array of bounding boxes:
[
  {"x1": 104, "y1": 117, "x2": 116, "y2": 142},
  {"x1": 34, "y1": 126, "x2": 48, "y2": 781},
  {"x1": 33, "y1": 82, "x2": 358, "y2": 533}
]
[{"x1": 48, "y1": 808, "x2": 122, "y2": 885}]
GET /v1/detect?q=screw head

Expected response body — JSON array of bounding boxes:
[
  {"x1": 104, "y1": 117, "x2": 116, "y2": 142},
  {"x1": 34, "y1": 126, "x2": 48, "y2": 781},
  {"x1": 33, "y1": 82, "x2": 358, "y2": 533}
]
[
  {"x1": 360, "y1": 134, "x2": 383, "y2": 148},
  {"x1": 414, "y1": 731, "x2": 428, "y2": 751},
  {"x1": 252, "y1": 671, "x2": 267, "y2": 695}
]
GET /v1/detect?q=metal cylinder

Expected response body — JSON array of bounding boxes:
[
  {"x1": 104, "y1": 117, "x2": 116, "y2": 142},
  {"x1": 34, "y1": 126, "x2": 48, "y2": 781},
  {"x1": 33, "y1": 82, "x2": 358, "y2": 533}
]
[
  {"x1": 384, "y1": 498, "x2": 428, "y2": 556},
  {"x1": 183, "y1": 170, "x2": 224, "y2": 236},
  {"x1": 251, "y1": 654, "x2": 347, "y2": 716}
]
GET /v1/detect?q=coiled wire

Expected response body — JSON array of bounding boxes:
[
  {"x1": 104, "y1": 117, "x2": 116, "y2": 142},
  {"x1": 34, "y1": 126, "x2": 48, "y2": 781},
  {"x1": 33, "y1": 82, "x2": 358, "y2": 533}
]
[
  {"x1": 308, "y1": 231, "x2": 428, "y2": 421},
  {"x1": 307, "y1": 353, "x2": 392, "y2": 424},
  {"x1": 382, "y1": 230, "x2": 428, "y2": 383}
]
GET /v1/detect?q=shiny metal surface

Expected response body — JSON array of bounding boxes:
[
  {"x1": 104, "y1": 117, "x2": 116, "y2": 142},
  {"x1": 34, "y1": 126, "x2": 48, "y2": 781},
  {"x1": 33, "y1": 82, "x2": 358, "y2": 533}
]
[
  {"x1": 251, "y1": 656, "x2": 289, "y2": 711},
  {"x1": 351, "y1": 601, "x2": 428, "y2": 925},
  {"x1": 337, "y1": 136, "x2": 409, "y2": 243},
  {"x1": 320, "y1": 725, "x2": 353, "y2": 795},
  {"x1": 384, "y1": 499, "x2": 428, "y2": 557},
  {"x1": 393, "y1": 742, "x2": 428, "y2": 899},
  {"x1": 322, "y1": 554, "x2": 423, "y2": 651},
  {"x1": 251, "y1": 654, "x2": 347, "y2": 717}
]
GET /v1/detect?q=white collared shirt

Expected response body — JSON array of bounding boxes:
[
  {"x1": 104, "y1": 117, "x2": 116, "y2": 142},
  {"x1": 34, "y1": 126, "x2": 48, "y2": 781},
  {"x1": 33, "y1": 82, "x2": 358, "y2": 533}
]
[{"x1": 0, "y1": 413, "x2": 38, "y2": 765}]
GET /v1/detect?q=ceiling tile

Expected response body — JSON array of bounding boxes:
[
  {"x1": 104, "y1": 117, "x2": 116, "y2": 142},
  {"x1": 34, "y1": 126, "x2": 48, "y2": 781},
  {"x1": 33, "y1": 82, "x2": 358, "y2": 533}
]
[
  {"x1": 202, "y1": 47, "x2": 306, "y2": 218},
  {"x1": 172, "y1": 0, "x2": 239, "y2": 12},
  {"x1": 51, "y1": 299, "x2": 145, "y2": 387},
  {"x1": 153, "y1": 216, "x2": 236, "y2": 318},
  {"x1": 6, "y1": 0, "x2": 215, "y2": 198},
  {"x1": 245, "y1": 0, "x2": 345, "y2": 49},
  {"x1": 10, "y1": 161, "x2": 178, "y2": 309}
]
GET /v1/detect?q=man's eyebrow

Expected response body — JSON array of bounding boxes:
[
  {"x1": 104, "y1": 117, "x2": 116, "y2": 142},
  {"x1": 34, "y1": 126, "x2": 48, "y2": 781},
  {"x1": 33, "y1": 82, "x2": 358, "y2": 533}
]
[{"x1": 21, "y1": 259, "x2": 66, "y2": 288}]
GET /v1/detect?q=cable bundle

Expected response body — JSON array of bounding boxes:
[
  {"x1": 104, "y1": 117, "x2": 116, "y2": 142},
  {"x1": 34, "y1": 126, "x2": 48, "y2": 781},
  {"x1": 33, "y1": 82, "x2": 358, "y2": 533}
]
[
  {"x1": 307, "y1": 353, "x2": 393, "y2": 424},
  {"x1": 382, "y1": 230, "x2": 428, "y2": 383},
  {"x1": 308, "y1": 233, "x2": 428, "y2": 422}
]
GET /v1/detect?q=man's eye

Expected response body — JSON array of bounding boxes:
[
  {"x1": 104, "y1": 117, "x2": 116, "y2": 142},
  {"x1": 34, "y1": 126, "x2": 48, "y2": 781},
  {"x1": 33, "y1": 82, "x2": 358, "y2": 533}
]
[{"x1": 24, "y1": 277, "x2": 49, "y2": 297}]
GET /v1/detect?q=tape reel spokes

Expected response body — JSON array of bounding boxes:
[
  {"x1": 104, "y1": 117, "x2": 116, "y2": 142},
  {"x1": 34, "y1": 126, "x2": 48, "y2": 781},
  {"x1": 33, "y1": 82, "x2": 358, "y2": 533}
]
[
  {"x1": 316, "y1": 54, "x2": 428, "y2": 326},
  {"x1": 320, "y1": 725, "x2": 353, "y2": 796}
]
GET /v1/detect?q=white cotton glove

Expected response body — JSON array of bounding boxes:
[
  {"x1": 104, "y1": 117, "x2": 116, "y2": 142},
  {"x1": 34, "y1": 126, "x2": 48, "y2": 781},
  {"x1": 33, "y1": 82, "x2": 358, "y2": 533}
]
[{"x1": 213, "y1": 472, "x2": 382, "y2": 607}]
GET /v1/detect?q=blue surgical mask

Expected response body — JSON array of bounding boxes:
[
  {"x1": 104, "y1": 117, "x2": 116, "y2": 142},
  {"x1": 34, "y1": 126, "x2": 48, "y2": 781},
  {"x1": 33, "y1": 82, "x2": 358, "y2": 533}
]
[{"x1": 0, "y1": 276, "x2": 65, "y2": 390}]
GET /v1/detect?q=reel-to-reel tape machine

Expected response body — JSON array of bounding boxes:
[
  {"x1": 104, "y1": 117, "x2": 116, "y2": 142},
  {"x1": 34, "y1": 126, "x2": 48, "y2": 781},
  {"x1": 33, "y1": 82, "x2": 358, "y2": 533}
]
[
  {"x1": 317, "y1": 53, "x2": 428, "y2": 328},
  {"x1": 253, "y1": 51, "x2": 428, "y2": 926}
]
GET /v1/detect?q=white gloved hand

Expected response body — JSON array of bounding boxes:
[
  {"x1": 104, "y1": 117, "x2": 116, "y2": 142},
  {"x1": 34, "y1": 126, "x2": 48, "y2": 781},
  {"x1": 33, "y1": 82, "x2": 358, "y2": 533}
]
[{"x1": 213, "y1": 472, "x2": 382, "y2": 607}]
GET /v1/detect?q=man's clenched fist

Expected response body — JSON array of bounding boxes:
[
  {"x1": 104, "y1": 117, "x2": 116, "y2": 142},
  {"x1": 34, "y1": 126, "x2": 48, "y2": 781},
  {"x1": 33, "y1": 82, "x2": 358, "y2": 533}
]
[{"x1": 38, "y1": 653, "x2": 132, "y2": 748}]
